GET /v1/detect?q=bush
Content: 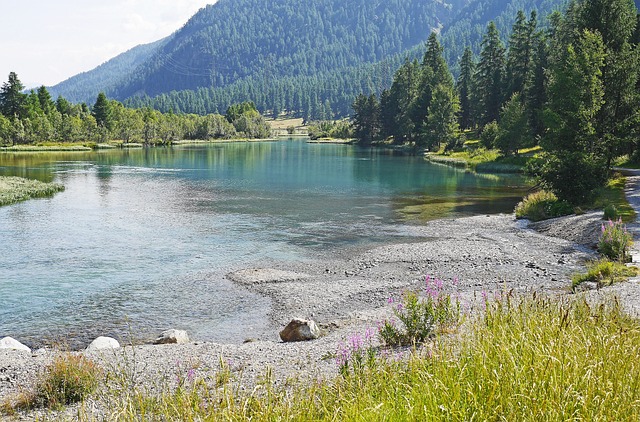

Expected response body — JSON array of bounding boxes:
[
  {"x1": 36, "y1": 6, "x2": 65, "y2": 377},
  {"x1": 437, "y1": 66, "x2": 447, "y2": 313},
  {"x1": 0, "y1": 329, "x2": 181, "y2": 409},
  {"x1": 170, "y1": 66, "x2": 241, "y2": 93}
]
[
  {"x1": 603, "y1": 204, "x2": 618, "y2": 220},
  {"x1": 514, "y1": 190, "x2": 573, "y2": 221},
  {"x1": 572, "y1": 259, "x2": 637, "y2": 290},
  {"x1": 599, "y1": 218, "x2": 633, "y2": 262},
  {"x1": 479, "y1": 121, "x2": 499, "y2": 149},
  {"x1": 379, "y1": 276, "x2": 460, "y2": 347},
  {"x1": 528, "y1": 151, "x2": 608, "y2": 205},
  {"x1": 6, "y1": 354, "x2": 101, "y2": 411}
]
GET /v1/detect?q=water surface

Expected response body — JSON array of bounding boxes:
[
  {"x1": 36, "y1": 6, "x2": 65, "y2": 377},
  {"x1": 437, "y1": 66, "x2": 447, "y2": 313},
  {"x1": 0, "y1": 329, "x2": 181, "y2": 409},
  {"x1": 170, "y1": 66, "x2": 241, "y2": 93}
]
[{"x1": 0, "y1": 140, "x2": 527, "y2": 347}]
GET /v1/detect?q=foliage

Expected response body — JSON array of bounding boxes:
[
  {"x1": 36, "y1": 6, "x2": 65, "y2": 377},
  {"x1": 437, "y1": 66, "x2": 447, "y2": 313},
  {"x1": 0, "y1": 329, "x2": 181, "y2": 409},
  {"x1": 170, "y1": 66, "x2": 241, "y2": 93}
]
[
  {"x1": 599, "y1": 218, "x2": 633, "y2": 262},
  {"x1": 0, "y1": 176, "x2": 65, "y2": 207},
  {"x1": 593, "y1": 175, "x2": 637, "y2": 223},
  {"x1": 5, "y1": 354, "x2": 100, "y2": 411},
  {"x1": 514, "y1": 190, "x2": 573, "y2": 221},
  {"x1": 479, "y1": 121, "x2": 499, "y2": 149},
  {"x1": 378, "y1": 276, "x2": 460, "y2": 347},
  {"x1": 603, "y1": 204, "x2": 618, "y2": 220},
  {"x1": 495, "y1": 93, "x2": 532, "y2": 155},
  {"x1": 529, "y1": 151, "x2": 608, "y2": 205},
  {"x1": 351, "y1": 94, "x2": 379, "y2": 145},
  {"x1": 572, "y1": 259, "x2": 637, "y2": 289},
  {"x1": 308, "y1": 120, "x2": 352, "y2": 140},
  {"x1": 0, "y1": 74, "x2": 269, "y2": 145}
]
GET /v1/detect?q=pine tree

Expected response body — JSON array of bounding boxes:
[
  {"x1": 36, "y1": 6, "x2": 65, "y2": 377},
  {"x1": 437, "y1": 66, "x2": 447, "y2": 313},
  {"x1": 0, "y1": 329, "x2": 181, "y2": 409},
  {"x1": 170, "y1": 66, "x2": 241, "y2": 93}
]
[
  {"x1": 575, "y1": 0, "x2": 639, "y2": 163},
  {"x1": 505, "y1": 11, "x2": 537, "y2": 98},
  {"x1": 0, "y1": 72, "x2": 26, "y2": 119},
  {"x1": 352, "y1": 93, "x2": 380, "y2": 145},
  {"x1": 475, "y1": 22, "x2": 506, "y2": 126},
  {"x1": 420, "y1": 83, "x2": 460, "y2": 151},
  {"x1": 411, "y1": 32, "x2": 454, "y2": 137},
  {"x1": 92, "y1": 92, "x2": 113, "y2": 129},
  {"x1": 456, "y1": 47, "x2": 475, "y2": 129},
  {"x1": 525, "y1": 31, "x2": 549, "y2": 138},
  {"x1": 388, "y1": 59, "x2": 420, "y2": 142}
]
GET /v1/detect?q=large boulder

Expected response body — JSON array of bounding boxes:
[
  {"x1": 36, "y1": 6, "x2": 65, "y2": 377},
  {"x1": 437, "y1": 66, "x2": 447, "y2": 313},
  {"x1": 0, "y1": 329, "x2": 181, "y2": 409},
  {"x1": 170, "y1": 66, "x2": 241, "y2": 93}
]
[
  {"x1": 0, "y1": 337, "x2": 31, "y2": 353},
  {"x1": 154, "y1": 329, "x2": 190, "y2": 345},
  {"x1": 86, "y1": 336, "x2": 120, "y2": 352},
  {"x1": 279, "y1": 318, "x2": 320, "y2": 342}
]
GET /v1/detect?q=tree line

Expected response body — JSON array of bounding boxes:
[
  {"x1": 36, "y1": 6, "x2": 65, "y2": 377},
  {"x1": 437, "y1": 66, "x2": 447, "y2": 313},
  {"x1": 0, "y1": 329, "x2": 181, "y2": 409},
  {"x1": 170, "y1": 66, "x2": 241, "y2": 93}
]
[
  {"x1": 352, "y1": 0, "x2": 640, "y2": 205},
  {"x1": 0, "y1": 74, "x2": 270, "y2": 146}
]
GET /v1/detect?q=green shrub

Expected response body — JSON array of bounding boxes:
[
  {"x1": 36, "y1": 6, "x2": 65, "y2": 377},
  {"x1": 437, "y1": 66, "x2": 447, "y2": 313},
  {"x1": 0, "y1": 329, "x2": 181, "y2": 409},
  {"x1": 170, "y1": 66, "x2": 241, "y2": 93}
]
[
  {"x1": 379, "y1": 276, "x2": 460, "y2": 347},
  {"x1": 572, "y1": 259, "x2": 638, "y2": 290},
  {"x1": 6, "y1": 354, "x2": 101, "y2": 411},
  {"x1": 479, "y1": 121, "x2": 499, "y2": 149},
  {"x1": 603, "y1": 204, "x2": 618, "y2": 220},
  {"x1": 599, "y1": 218, "x2": 633, "y2": 262},
  {"x1": 514, "y1": 190, "x2": 573, "y2": 221}
]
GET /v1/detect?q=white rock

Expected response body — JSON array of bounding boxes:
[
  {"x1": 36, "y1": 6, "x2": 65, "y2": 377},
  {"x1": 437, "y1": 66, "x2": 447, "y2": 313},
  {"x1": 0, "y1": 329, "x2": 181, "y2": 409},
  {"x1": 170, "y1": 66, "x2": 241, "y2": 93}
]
[
  {"x1": 279, "y1": 318, "x2": 320, "y2": 342},
  {"x1": 86, "y1": 336, "x2": 120, "y2": 351},
  {"x1": 0, "y1": 337, "x2": 31, "y2": 353},
  {"x1": 154, "y1": 329, "x2": 190, "y2": 345}
]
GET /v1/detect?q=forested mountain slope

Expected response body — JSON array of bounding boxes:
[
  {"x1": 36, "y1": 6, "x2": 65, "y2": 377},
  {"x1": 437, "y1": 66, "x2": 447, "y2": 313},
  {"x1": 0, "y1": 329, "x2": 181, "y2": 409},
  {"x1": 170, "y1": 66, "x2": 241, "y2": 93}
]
[
  {"x1": 50, "y1": 0, "x2": 616, "y2": 117},
  {"x1": 48, "y1": 38, "x2": 169, "y2": 104}
]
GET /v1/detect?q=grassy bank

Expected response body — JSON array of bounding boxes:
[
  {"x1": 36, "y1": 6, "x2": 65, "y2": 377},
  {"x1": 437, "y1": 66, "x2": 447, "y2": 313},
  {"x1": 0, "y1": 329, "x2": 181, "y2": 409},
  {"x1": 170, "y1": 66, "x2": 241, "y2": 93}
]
[
  {"x1": 0, "y1": 144, "x2": 93, "y2": 152},
  {"x1": 9, "y1": 295, "x2": 635, "y2": 420},
  {"x1": 426, "y1": 145, "x2": 536, "y2": 174},
  {"x1": 111, "y1": 296, "x2": 640, "y2": 420},
  {"x1": 0, "y1": 176, "x2": 65, "y2": 206}
]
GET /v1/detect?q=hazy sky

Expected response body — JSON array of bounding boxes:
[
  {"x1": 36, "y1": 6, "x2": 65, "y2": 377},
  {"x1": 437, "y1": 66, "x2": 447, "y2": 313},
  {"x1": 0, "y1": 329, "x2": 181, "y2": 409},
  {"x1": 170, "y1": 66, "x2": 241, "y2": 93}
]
[{"x1": 0, "y1": 0, "x2": 216, "y2": 88}]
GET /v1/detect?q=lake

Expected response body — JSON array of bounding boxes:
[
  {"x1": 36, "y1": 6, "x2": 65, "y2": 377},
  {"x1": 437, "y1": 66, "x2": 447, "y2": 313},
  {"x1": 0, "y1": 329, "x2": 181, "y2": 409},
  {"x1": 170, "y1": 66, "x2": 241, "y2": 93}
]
[{"x1": 0, "y1": 140, "x2": 527, "y2": 348}]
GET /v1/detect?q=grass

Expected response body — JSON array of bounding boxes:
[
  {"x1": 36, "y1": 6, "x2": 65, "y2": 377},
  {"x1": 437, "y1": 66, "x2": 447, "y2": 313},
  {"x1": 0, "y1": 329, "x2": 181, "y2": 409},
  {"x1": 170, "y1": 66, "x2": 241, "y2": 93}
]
[
  {"x1": 427, "y1": 145, "x2": 536, "y2": 174},
  {"x1": 1, "y1": 144, "x2": 92, "y2": 151},
  {"x1": 592, "y1": 174, "x2": 636, "y2": 223},
  {"x1": 572, "y1": 259, "x2": 638, "y2": 290},
  {"x1": 2, "y1": 354, "x2": 100, "y2": 413},
  {"x1": 48, "y1": 295, "x2": 638, "y2": 421},
  {"x1": 0, "y1": 176, "x2": 64, "y2": 206},
  {"x1": 515, "y1": 190, "x2": 574, "y2": 221}
]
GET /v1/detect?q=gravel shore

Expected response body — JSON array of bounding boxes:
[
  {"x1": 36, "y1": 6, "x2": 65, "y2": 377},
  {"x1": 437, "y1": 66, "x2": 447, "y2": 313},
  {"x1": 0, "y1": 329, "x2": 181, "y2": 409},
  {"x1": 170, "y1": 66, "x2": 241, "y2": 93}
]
[{"x1": 0, "y1": 211, "x2": 617, "y2": 420}]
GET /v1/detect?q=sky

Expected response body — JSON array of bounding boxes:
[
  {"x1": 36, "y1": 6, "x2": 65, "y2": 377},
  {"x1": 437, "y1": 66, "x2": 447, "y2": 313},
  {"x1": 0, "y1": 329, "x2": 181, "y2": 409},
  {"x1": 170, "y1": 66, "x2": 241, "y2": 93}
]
[{"x1": 0, "y1": 0, "x2": 216, "y2": 88}]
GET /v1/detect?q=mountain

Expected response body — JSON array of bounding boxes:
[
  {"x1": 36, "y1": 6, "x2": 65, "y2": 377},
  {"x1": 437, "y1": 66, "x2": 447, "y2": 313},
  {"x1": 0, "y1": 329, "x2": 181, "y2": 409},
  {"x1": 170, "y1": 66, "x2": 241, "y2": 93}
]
[
  {"x1": 48, "y1": 37, "x2": 170, "y2": 104},
  {"x1": 50, "y1": 0, "x2": 578, "y2": 117}
]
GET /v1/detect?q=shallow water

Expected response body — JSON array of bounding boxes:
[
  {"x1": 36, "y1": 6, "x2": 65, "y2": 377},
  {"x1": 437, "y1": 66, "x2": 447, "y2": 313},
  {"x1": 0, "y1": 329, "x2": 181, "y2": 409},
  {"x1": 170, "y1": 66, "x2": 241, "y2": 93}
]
[{"x1": 0, "y1": 140, "x2": 527, "y2": 348}]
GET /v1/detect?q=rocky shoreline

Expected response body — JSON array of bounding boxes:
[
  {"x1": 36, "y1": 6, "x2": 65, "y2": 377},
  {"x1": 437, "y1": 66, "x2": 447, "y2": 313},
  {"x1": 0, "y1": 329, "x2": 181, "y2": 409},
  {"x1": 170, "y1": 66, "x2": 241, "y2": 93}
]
[{"x1": 1, "y1": 210, "x2": 631, "y2": 420}]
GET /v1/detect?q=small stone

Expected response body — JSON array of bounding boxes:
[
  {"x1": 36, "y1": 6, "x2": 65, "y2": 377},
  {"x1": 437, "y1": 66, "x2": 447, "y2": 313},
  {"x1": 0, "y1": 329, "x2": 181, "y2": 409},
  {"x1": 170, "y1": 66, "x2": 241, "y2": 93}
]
[
  {"x1": 86, "y1": 336, "x2": 120, "y2": 351},
  {"x1": 154, "y1": 329, "x2": 190, "y2": 345},
  {"x1": 279, "y1": 318, "x2": 320, "y2": 342},
  {"x1": 0, "y1": 337, "x2": 31, "y2": 353}
]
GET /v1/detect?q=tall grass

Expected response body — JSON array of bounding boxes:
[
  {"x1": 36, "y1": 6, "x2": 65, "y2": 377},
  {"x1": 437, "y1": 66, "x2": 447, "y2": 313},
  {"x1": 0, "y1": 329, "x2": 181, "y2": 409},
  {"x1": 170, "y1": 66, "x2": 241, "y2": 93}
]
[
  {"x1": 102, "y1": 295, "x2": 640, "y2": 421},
  {"x1": 2, "y1": 354, "x2": 100, "y2": 413},
  {"x1": 0, "y1": 176, "x2": 64, "y2": 206}
]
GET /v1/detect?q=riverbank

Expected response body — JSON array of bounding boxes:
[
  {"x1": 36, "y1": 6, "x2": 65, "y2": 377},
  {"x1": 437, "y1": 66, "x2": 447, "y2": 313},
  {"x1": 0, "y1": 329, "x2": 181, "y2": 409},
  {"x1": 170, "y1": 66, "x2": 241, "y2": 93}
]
[{"x1": 1, "y1": 210, "x2": 618, "y2": 419}]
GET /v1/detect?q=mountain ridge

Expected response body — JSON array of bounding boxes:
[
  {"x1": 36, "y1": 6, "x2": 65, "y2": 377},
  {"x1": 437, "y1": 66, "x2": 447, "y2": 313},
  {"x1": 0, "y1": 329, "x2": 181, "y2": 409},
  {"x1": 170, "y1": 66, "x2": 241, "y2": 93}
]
[{"x1": 50, "y1": 0, "x2": 578, "y2": 117}]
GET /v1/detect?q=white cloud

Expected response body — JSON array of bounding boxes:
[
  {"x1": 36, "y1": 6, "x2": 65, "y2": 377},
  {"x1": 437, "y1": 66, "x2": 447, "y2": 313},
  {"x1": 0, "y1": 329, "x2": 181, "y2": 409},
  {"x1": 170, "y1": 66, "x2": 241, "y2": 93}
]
[{"x1": 0, "y1": 0, "x2": 215, "y2": 87}]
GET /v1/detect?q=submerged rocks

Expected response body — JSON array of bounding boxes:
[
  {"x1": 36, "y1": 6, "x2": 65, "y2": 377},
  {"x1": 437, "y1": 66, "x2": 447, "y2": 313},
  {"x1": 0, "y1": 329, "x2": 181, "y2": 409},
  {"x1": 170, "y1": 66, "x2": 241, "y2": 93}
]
[
  {"x1": 86, "y1": 336, "x2": 120, "y2": 351},
  {"x1": 154, "y1": 329, "x2": 190, "y2": 345},
  {"x1": 0, "y1": 337, "x2": 31, "y2": 353},
  {"x1": 279, "y1": 318, "x2": 320, "y2": 342}
]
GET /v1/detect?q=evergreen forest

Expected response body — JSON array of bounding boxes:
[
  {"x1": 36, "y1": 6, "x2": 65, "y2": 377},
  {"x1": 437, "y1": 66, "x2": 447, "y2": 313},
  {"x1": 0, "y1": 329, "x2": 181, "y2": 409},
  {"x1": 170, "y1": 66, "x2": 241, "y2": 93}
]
[
  {"x1": 351, "y1": 0, "x2": 640, "y2": 204},
  {"x1": 49, "y1": 0, "x2": 583, "y2": 120}
]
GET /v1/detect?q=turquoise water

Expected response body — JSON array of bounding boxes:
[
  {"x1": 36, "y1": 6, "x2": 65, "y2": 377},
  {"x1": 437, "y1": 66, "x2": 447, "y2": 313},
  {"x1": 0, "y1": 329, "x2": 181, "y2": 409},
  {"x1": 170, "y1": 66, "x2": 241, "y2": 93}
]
[{"x1": 0, "y1": 140, "x2": 527, "y2": 348}]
